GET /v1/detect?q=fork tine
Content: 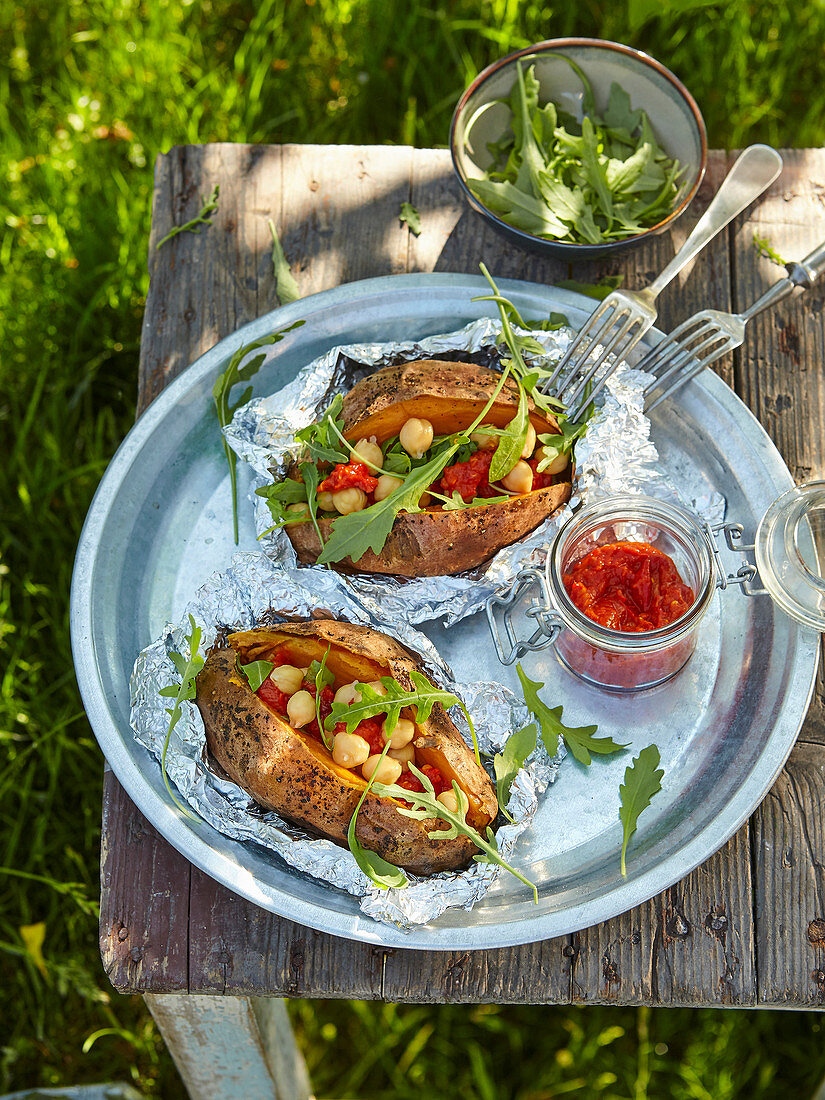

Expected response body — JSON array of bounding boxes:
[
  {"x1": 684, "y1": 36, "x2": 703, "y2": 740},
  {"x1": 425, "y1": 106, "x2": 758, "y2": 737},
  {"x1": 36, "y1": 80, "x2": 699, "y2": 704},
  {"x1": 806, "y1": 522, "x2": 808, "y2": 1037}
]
[
  {"x1": 564, "y1": 315, "x2": 647, "y2": 419},
  {"x1": 636, "y1": 316, "x2": 717, "y2": 375},
  {"x1": 539, "y1": 300, "x2": 623, "y2": 394},
  {"x1": 644, "y1": 331, "x2": 737, "y2": 412}
]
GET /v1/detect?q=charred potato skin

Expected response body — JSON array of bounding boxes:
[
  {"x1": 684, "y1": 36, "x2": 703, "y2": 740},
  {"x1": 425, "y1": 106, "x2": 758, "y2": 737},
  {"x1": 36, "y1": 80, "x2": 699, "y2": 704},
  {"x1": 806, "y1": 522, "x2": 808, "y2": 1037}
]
[
  {"x1": 288, "y1": 482, "x2": 570, "y2": 576},
  {"x1": 285, "y1": 359, "x2": 571, "y2": 575},
  {"x1": 195, "y1": 621, "x2": 498, "y2": 876}
]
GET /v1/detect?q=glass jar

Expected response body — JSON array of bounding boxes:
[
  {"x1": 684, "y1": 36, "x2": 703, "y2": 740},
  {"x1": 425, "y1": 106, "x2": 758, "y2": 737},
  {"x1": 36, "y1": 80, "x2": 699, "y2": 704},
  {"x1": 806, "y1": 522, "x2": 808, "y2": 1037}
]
[
  {"x1": 544, "y1": 495, "x2": 717, "y2": 692},
  {"x1": 488, "y1": 484, "x2": 825, "y2": 692}
]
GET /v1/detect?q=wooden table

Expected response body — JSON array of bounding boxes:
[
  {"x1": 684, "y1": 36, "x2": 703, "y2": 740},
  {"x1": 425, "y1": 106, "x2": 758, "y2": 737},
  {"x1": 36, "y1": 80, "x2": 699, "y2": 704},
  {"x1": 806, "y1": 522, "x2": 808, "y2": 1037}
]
[{"x1": 100, "y1": 144, "x2": 825, "y2": 1081}]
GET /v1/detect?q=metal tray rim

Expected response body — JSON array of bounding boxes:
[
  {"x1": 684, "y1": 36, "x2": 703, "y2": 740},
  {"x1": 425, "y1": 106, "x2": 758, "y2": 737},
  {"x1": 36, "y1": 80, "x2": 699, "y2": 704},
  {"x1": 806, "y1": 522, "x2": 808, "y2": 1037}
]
[{"x1": 71, "y1": 272, "x2": 820, "y2": 950}]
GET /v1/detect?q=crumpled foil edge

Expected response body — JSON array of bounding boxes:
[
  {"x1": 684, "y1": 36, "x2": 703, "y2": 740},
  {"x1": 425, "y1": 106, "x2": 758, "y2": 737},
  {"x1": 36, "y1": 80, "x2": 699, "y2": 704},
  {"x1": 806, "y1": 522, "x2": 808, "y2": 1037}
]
[
  {"x1": 129, "y1": 553, "x2": 561, "y2": 931},
  {"x1": 225, "y1": 317, "x2": 726, "y2": 627}
]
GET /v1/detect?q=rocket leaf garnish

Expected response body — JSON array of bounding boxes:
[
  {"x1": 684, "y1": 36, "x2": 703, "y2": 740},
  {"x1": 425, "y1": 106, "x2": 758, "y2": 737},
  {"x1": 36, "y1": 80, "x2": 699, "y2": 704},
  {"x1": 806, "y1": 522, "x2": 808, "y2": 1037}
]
[
  {"x1": 157, "y1": 615, "x2": 204, "y2": 820},
  {"x1": 268, "y1": 218, "x2": 301, "y2": 304},
  {"x1": 213, "y1": 320, "x2": 305, "y2": 544},
  {"x1": 619, "y1": 745, "x2": 664, "y2": 876},
  {"x1": 347, "y1": 737, "x2": 409, "y2": 890},
  {"x1": 156, "y1": 184, "x2": 220, "y2": 249},
  {"x1": 239, "y1": 660, "x2": 274, "y2": 692},
  {"x1": 493, "y1": 723, "x2": 537, "y2": 821},
  {"x1": 326, "y1": 671, "x2": 479, "y2": 764},
  {"x1": 516, "y1": 663, "x2": 627, "y2": 763},
  {"x1": 375, "y1": 765, "x2": 538, "y2": 903},
  {"x1": 311, "y1": 646, "x2": 335, "y2": 750}
]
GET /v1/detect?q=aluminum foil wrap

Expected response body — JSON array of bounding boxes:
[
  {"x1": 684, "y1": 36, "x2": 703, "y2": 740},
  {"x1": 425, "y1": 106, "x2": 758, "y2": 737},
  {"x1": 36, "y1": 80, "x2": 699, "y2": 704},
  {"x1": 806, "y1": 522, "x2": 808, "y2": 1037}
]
[
  {"x1": 130, "y1": 553, "x2": 560, "y2": 931},
  {"x1": 226, "y1": 317, "x2": 715, "y2": 626}
]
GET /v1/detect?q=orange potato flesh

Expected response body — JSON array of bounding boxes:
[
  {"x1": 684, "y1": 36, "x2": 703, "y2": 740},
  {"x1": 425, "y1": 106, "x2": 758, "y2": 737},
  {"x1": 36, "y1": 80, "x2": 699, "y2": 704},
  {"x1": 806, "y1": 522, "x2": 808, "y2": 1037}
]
[{"x1": 342, "y1": 396, "x2": 556, "y2": 446}]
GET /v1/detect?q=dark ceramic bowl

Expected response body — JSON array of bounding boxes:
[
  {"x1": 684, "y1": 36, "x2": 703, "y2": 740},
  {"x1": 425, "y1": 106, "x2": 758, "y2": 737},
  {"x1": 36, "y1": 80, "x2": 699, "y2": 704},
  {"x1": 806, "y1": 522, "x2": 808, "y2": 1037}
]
[{"x1": 450, "y1": 38, "x2": 707, "y2": 261}]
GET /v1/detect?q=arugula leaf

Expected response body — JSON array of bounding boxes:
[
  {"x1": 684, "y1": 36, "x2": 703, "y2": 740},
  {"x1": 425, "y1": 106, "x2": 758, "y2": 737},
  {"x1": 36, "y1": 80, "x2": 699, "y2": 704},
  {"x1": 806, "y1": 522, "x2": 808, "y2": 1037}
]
[
  {"x1": 556, "y1": 276, "x2": 623, "y2": 300},
  {"x1": 298, "y1": 460, "x2": 325, "y2": 552},
  {"x1": 536, "y1": 417, "x2": 588, "y2": 469},
  {"x1": 753, "y1": 232, "x2": 787, "y2": 267},
  {"x1": 463, "y1": 56, "x2": 684, "y2": 244},
  {"x1": 268, "y1": 218, "x2": 300, "y2": 304},
  {"x1": 312, "y1": 647, "x2": 334, "y2": 749},
  {"x1": 493, "y1": 723, "x2": 537, "y2": 821},
  {"x1": 239, "y1": 660, "x2": 274, "y2": 692},
  {"x1": 156, "y1": 184, "x2": 220, "y2": 249},
  {"x1": 326, "y1": 671, "x2": 480, "y2": 764},
  {"x1": 399, "y1": 202, "x2": 422, "y2": 236},
  {"x1": 515, "y1": 663, "x2": 628, "y2": 764},
  {"x1": 375, "y1": 766, "x2": 538, "y2": 903},
  {"x1": 489, "y1": 377, "x2": 529, "y2": 482},
  {"x1": 347, "y1": 737, "x2": 409, "y2": 890},
  {"x1": 619, "y1": 745, "x2": 664, "y2": 876},
  {"x1": 213, "y1": 321, "x2": 305, "y2": 543},
  {"x1": 294, "y1": 393, "x2": 350, "y2": 466},
  {"x1": 157, "y1": 615, "x2": 204, "y2": 820}
]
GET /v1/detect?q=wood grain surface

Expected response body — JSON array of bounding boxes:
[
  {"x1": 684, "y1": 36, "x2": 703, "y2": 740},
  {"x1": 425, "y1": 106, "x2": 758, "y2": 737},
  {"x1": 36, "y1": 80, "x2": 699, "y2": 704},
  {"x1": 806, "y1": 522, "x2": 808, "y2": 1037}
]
[{"x1": 99, "y1": 144, "x2": 824, "y2": 1006}]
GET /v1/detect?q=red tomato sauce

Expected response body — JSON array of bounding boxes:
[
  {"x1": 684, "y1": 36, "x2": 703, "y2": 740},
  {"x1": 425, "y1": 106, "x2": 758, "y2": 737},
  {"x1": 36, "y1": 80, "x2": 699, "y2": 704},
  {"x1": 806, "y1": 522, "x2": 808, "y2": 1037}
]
[
  {"x1": 334, "y1": 715, "x2": 386, "y2": 755},
  {"x1": 318, "y1": 461, "x2": 378, "y2": 494},
  {"x1": 439, "y1": 449, "x2": 497, "y2": 502},
  {"x1": 396, "y1": 763, "x2": 449, "y2": 797},
  {"x1": 563, "y1": 541, "x2": 695, "y2": 632}
]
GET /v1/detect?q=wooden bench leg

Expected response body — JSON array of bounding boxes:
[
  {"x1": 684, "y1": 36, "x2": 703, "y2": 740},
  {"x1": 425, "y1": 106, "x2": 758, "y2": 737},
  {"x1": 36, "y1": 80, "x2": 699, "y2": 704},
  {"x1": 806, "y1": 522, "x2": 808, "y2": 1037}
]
[{"x1": 144, "y1": 994, "x2": 314, "y2": 1100}]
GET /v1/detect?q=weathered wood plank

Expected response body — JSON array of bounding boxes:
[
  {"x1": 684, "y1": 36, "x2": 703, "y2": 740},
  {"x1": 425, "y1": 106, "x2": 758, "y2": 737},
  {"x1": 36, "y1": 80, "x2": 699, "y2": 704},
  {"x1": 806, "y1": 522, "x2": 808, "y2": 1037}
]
[
  {"x1": 186, "y1": 865, "x2": 384, "y2": 998},
  {"x1": 100, "y1": 769, "x2": 190, "y2": 993},
  {"x1": 731, "y1": 151, "x2": 825, "y2": 1006},
  {"x1": 572, "y1": 825, "x2": 755, "y2": 1006},
  {"x1": 753, "y1": 743, "x2": 825, "y2": 1007}
]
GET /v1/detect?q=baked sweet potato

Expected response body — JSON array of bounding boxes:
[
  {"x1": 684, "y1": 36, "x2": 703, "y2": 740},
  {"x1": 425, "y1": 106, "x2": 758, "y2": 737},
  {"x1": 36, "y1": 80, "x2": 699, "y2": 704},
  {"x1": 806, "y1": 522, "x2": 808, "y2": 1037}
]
[
  {"x1": 283, "y1": 359, "x2": 572, "y2": 576},
  {"x1": 195, "y1": 620, "x2": 499, "y2": 876}
]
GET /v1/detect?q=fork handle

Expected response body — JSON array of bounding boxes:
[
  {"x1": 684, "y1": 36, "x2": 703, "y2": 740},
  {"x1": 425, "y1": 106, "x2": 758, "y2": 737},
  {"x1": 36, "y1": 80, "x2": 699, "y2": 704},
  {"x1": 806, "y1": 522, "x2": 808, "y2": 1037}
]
[
  {"x1": 787, "y1": 239, "x2": 825, "y2": 288},
  {"x1": 648, "y1": 145, "x2": 783, "y2": 297},
  {"x1": 743, "y1": 238, "x2": 825, "y2": 320}
]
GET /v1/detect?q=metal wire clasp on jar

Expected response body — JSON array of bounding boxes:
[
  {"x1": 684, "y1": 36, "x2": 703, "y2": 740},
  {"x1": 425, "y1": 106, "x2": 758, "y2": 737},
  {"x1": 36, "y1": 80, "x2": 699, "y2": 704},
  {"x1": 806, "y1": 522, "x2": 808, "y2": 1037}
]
[{"x1": 487, "y1": 495, "x2": 719, "y2": 692}]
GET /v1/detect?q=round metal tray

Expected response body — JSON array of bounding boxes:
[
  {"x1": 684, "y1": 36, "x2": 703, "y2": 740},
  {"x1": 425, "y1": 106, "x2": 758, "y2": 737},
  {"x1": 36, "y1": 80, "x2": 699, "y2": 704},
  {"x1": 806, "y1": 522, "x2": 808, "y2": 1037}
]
[{"x1": 70, "y1": 274, "x2": 819, "y2": 950}]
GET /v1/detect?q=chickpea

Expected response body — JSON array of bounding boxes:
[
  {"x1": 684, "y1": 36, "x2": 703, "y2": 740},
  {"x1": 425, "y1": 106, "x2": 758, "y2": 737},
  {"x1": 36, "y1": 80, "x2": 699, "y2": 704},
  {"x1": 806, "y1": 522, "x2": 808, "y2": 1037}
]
[
  {"x1": 383, "y1": 717, "x2": 415, "y2": 749},
  {"x1": 351, "y1": 437, "x2": 383, "y2": 471},
  {"x1": 362, "y1": 754, "x2": 403, "y2": 785},
  {"x1": 437, "y1": 789, "x2": 460, "y2": 813},
  {"x1": 501, "y1": 459, "x2": 533, "y2": 494},
  {"x1": 334, "y1": 682, "x2": 362, "y2": 706},
  {"x1": 470, "y1": 427, "x2": 497, "y2": 451},
  {"x1": 268, "y1": 664, "x2": 303, "y2": 695},
  {"x1": 332, "y1": 732, "x2": 371, "y2": 769},
  {"x1": 332, "y1": 487, "x2": 368, "y2": 514},
  {"x1": 286, "y1": 689, "x2": 315, "y2": 728},
  {"x1": 399, "y1": 417, "x2": 434, "y2": 459},
  {"x1": 317, "y1": 490, "x2": 336, "y2": 512},
  {"x1": 287, "y1": 502, "x2": 309, "y2": 519},
  {"x1": 536, "y1": 447, "x2": 569, "y2": 475},
  {"x1": 521, "y1": 421, "x2": 537, "y2": 459},
  {"x1": 388, "y1": 744, "x2": 415, "y2": 769},
  {"x1": 374, "y1": 474, "x2": 403, "y2": 502},
  {"x1": 367, "y1": 680, "x2": 388, "y2": 697}
]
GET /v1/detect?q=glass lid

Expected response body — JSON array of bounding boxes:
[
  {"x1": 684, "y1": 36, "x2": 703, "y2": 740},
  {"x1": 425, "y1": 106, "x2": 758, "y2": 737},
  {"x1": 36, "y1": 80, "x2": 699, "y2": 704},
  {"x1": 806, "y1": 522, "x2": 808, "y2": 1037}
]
[{"x1": 755, "y1": 481, "x2": 825, "y2": 632}]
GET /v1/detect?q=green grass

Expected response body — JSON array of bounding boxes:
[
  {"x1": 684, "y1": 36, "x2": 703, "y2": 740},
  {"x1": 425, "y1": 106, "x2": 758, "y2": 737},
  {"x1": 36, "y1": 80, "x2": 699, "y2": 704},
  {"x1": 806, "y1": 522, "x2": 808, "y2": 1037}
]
[{"x1": 3, "y1": 0, "x2": 825, "y2": 1095}]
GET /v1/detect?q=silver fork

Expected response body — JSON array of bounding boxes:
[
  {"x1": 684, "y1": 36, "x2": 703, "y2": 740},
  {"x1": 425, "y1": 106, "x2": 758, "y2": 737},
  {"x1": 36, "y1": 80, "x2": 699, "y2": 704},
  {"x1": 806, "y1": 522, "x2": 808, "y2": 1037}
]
[
  {"x1": 641, "y1": 239, "x2": 825, "y2": 411},
  {"x1": 543, "y1": 145, "x2": 783, "y2": 421}
]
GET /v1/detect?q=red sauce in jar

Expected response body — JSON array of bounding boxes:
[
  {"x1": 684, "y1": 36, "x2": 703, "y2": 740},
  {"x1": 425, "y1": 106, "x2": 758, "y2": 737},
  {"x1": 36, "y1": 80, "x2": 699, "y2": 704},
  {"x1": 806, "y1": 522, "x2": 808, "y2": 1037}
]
[{"x1": 563, "y1": 541, "x2": 695, "y2": 632}]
